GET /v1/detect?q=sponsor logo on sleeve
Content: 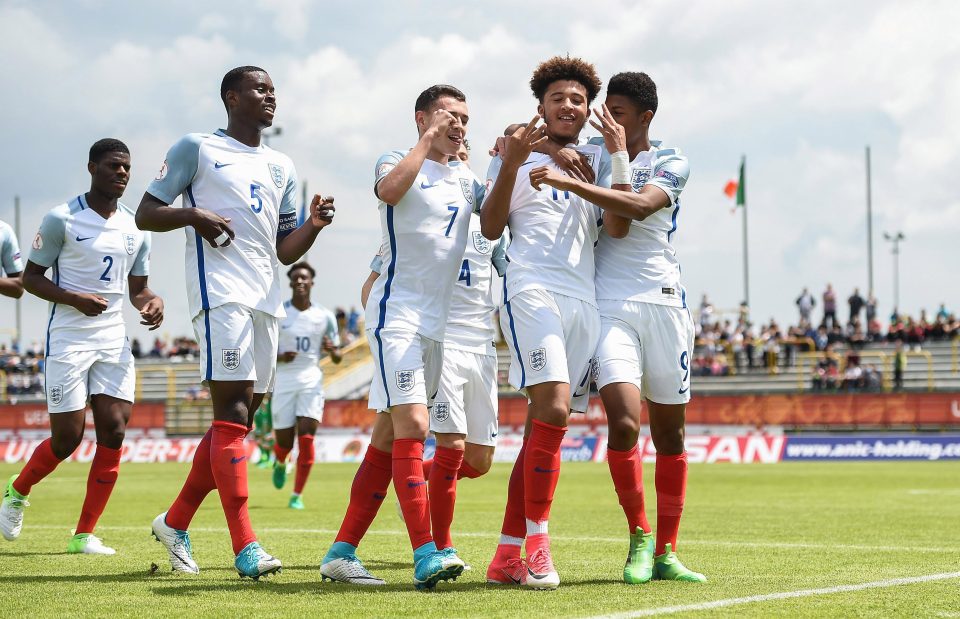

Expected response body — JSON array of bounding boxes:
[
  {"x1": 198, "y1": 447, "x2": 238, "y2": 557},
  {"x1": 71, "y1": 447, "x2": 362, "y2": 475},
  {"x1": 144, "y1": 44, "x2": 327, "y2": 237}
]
[
  {"x1": 155, "y1": 160, "x2": 168, "y2": 181},
  {"x1": 32, "y1": 232, "x2": 42, "y2": 250},
  {"x1": 377, "y1": 162, "x2": 395, "y2": 179},
  {"x1": 395, "y1": 370, "x2": 415, "y2": 392},
  {"x1": 529, "y1": 348, "x2": 547, "y2": 372},
  {"x1": 123, "y1": 233, "x2": 137, "y2": 255},
  {"x1": 656, "y1": 169, "x2": 681, "y2": 188},
  {"x1": 460, "y1": 178, "x2": 474, "y2": 205},
  {"x1": 268, "y1": 163, "x2": 285, "y2": 188},
  {"x1": 222, "y1": 348, "x2": 241, "y2": 370}
]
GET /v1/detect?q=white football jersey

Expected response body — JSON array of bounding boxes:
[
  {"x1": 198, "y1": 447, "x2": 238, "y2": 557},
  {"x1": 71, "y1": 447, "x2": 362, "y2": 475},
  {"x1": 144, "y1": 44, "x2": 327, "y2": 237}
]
[
  {"x1": 365, "y1": 151, "x2": 479, "y2": 342},
  {"x1": 0, "y1": 219, "x2": 23, "y2": 275},
  {"x1": 371, "y1": 212, "x2": 505, "y2": 355},
  {"x1": 29, "y1": 196, "x2": 150, "y2": 356},
  {"x1": 594, "y1": 140, "x2": 690, "y2": 307},
  {"x1": 146, "y1": 130, "x2": 298, "y2": 320},
  {"x1": 486, "y1": 143, "x2": 611, "y2": 307},
  {"x1": 275, "y1": 301, "x2": 339, "y2": 390}
]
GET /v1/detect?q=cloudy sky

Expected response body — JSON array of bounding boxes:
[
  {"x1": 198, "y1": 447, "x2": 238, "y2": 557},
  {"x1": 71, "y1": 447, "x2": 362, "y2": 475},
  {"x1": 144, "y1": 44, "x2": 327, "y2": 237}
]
[{"x1": 1, "y1": 0, "x2": 957, "y2": 347}]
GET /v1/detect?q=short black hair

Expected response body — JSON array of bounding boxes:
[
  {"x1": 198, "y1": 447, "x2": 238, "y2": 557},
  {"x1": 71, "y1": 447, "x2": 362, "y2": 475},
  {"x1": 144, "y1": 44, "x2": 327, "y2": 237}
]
[
  {"x1": 287, "y1": 261, "x2": 315, "y2": 279},
  {"x1": 530, "y1": 56, "x2": 602, "y2": 103},
  {"x1": 89, "y1": 138, "x2": 129, "y2": 164},
  {"x1": 607, "y1": 72, "x2": 658, "y2": 115},
  {"x1": 221, "y1": 65, "x2": 267, "y2": 110},
  {"x1": 414, "y1": 84, "x2": 466, "y2": 113}
]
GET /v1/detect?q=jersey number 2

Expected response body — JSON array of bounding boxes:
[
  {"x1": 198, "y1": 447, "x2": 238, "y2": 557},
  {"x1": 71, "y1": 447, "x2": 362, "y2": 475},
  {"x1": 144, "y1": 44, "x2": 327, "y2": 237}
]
[{"x1": 99, "y1": 256, "x2": 113, "y2": 282}]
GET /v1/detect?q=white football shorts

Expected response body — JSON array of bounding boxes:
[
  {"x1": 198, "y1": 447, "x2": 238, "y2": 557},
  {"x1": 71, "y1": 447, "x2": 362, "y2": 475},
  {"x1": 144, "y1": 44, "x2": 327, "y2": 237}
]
[
  {"x1": 192, "y1": 302, "x2": 279, "y2": 393},
  {"x1": 500, "y1": 288, "x2": 600, "y2": 412},
  {"x1": 44, "y1": 344, "x2": 135, "y2": 413},
  {"x1": 367, "y1": 327, "x2": 443, "y2": 412},
  {"x1": 431, "y1": 345, "x2": 499, "y2": 446},
  {"x1": 594, "y1": 300, "x2": 695, "y2": 405}
]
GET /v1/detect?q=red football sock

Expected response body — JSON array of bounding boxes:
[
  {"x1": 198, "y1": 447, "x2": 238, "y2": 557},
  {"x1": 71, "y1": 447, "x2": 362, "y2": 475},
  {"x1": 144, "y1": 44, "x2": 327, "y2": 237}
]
[
  {"x1": 392, "y1": 438, "x2": 432, "y2": 550},
  {"x1": 293, "y1": 434, "x2": 315, "y2": 495},
  {"x1": 428, "y1": 446, "x2": 463, "y2": 549},
  {"x1": 210, "y1": 421, "x2": 256, "y2": 555},
  {"x1": 166, "y1": 428, "x2": 216, "y2": 531},
  {"x1": 334, "y1": 444, "x2": 392, "y2": 546},
  {"x1": 459, "y1": 460, "x2": 483, "y2": 479},
  {"x1": 13, "y1": 438, "x2": 64, "y2": 496},
  {"x1": 607, "y1": 444, "x2": 651, "y2": 534},
  {"x1": 655, "y1": 452, "x2": 688, "y2": 555},
  {"x1": 75, "y1": 444, "x2": 121, "y2": 534},
  {"x1": 422, "y1": 458, "x2": 433, "y2": 479},
  {"x1": 273, "y1": 442, "x2": 291, "y2": 464},
  {"x1": 500, "y1": 441, "x2": 526, "y2": 539},
  {"x1": 524, "y1": 419, "x2": 566, "y2": 524}
]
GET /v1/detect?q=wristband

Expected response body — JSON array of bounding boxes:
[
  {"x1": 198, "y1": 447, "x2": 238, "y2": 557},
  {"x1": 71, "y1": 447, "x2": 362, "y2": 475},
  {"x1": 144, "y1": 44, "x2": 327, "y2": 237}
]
[
  {"x1": 213, "y1": 231, "x2": 230, "y2": 246},
  {"x1": 611, "y1": 150, "x2": 631, "y2": 186}
]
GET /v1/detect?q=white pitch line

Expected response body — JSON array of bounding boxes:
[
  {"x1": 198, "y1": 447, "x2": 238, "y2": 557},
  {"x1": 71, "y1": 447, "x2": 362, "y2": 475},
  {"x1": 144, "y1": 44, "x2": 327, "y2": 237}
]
[
  {"x1": 583, "y1": 572, "x2": 960, "y2": 618},
  {"x1": 17, "y1": 525, "x2": 960, "y2": 554}
]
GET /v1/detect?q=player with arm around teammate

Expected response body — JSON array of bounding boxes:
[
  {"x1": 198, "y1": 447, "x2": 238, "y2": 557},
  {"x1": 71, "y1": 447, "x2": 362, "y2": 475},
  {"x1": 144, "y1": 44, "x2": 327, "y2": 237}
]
[
  {"x1": 529, "y1": 72, "x2": 705, "y2": 583},
  {"x1": 480, "y1": 56, "x2": 610, "y2": 590},
  {"x1": 0, "y1": 139, "x2": 163, "y2": 555},
  {"x1": 320, "y1": 84, "x2": 477, "y2": 590},
  {"x1": 136, "y1": 66, "x2": 335, "y2": 579},
  {"x1": 271, "y1": 261, "x2": 342, "y2": 509},
  {"x1": 0, "y1": 219, "x2": 24, "y2": 298}
]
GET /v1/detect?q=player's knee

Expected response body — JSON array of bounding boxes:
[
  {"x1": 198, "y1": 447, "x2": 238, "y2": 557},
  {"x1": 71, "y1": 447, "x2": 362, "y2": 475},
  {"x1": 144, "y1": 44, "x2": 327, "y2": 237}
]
[
  {"x1": 465, "y1": 449, "x2": 493, "y2": 475},
  {"x1": 98, "y1": 426, "x2": 127, "y2": 450},
  {"x1": 51, "y1": 432, "x2": 83, "y2": 459},
  {"x1": 608, "y1": 414, "x2": 641, "y2": 448},
  {"x1": 435, "y1": 433, "x2": 465, "y2": 450},
  {"x1": 651, "y1": 426, "x2": 684, "y2": 455}
]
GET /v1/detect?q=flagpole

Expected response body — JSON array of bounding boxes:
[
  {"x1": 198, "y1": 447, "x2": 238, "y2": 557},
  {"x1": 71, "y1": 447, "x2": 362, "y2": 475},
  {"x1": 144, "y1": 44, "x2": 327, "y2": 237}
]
[
  {"x1": 865, "y1": 145, "x2": 874, "y2": 298},
  {"x1": 740, "y1": 155, "x2": 750, "y2": 309}
]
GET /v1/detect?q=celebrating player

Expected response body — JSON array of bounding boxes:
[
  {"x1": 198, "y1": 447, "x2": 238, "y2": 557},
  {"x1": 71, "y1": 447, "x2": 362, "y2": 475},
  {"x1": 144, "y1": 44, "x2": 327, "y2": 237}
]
[
  {"x1": 320, "y1": 84, "x2": 478, "y2": 590},
  {"x1": 0, "y1": 139, "x2": 161, "y2": 555},
  {"x1": 136, "y1": 66, "x2": 335, "y2": 579},
  {"x1": 0, "y1": 219, "x2": 24, "y2": 298},
  {"x1": 480, "y1": 56, "x2": 609, "y2": 590},
  {"x1": 271, "y1": 261, "x2": 342, "y2": 510},
  {"x1": 528, "y1": 72, "x2": 705, "y2": 582}
]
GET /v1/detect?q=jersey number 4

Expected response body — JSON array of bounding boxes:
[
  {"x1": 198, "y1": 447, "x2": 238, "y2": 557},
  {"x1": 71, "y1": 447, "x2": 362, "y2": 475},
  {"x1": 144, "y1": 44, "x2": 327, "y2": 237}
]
[{"x1": 458, "y1": 259, "x2": 471, "y2": 287}]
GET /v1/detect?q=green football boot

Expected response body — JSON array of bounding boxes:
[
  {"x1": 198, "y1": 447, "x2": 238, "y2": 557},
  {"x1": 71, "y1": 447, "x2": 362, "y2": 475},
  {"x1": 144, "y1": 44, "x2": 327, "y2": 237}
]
[
  {"x1": 288, "y1": 494, "x2": 304, "y2": 510},
  {"x1": 623, "y1": 528, "x2": 655, "y2": 584},
  {"x1": 272, "y1": 460, "x2": 287, "y2": 489},
  {"x1": 653, "y1": 543, "x2": 707, "y2": 582}
]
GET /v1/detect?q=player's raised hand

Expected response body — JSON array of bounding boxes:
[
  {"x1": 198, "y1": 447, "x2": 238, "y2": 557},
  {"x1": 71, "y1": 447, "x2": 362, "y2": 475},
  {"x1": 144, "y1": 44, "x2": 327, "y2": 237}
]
[
  {"x1": 530, "y1": 165, "x2": 572, "y2": 192},
  {"x1": 500, "y1": 115, "x2": 548, "y2": 167},
  {"x1": 308, "y1": 194, "x2": 335, "y2": 230},
  {"x1": 192, "y1": 208, "x2": 235, "y2": 248},
  {"x1": 279, "y1": 351, "x2": 297, "y2": 363},
  {"x1": 425, "y1": 108, "x2": 458, "y2": 143},
  {"x1": 589, "y1": 104, "x2": 628, "y2": 154},
  {"x1": 139, "y1": 296, "x2": 164, "y2": 330},
  {"x1": 553, "y1": 147, "x2": 596, "y2": 183},
  {"x1": 321, "y1": 335, "x2": 336, "y2": 353},
  {"x1": 73, "y1": 292, "x2": 109, "y2": 316}
]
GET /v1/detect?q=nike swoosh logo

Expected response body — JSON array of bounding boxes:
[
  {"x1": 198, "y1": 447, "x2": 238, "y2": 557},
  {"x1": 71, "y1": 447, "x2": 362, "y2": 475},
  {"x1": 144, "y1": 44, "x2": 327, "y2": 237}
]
[
  {"x1": 420, "y1": 181, "x2": 439, "y2": 189},
  {"x1": 527, "y1": 568, "x2": 551, "y2": 579},
  {"x1": 76, "y1": 235, "x2": 93, "y2": 242},
  {"x1": 230, "y1": 456, "x2": 247, "y2": 464},
  {"x1": 678, "y1": 386, "x2": 689, "y2": 394},
  {"x1": 502, "y1": 570, "x2": 522, "y2": 585},
  {"x1": 491, "y1": 432, "x2": 498, "y2": 438},
  {"x1": 534, "y1": 466, "x2": 559, "y2": 473},
  {"x1": 407, "y1": 481, "x2": 427, "y2": 488},
  {"x1": 445, "y1": 475, "x2": 455, "y2": 481},
  {"x1": 372, "y1": 493, "x2": 386, "y2": 500},
  {"x1": 214, "y1": 162, "x2": 233, "y2": 169},
  {"x1": 95, "y1": 478, "x2": 113, "y2": 484}
]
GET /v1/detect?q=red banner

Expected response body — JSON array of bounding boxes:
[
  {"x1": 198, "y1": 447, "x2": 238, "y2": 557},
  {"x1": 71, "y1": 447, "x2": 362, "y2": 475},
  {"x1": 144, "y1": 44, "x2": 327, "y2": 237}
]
[{"x1": 0, "y1": 402, "x2": 165, "y2": 431}]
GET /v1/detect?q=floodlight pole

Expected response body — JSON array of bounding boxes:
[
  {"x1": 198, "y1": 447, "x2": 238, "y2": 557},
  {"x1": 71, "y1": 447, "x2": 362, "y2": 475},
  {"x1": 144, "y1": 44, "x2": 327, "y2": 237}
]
[{"x1": 883, "y1": 231, "x2": 905, "y2": 314}]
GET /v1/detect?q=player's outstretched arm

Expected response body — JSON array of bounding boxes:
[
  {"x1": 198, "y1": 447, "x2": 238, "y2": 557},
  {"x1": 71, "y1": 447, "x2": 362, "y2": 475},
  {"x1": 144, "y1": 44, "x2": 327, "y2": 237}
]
[
  {"x1": 376, "y1": 109, "x2": 458, "y2": 205},
  {"x1": 530, "y1": 169, "x2": 670, "y2": 227},
  {"x1": 480, "y1": 115, "x2": 547, "y2": 241},
  {"x1": 128, "y1": 274, "x2": 164, "y2": 331},
  {"x1": 276, "y1": 193, "x2": 334, "y2": 265},
  {"x1": 0, "y1": 272, "x2": 23, "y2": 299},
  {"x1": 22, "y1": 261, "x2": 108, "y2": 316},
  {"x1": 136, "y1": 193, "x2": 236, "y2": 247}
]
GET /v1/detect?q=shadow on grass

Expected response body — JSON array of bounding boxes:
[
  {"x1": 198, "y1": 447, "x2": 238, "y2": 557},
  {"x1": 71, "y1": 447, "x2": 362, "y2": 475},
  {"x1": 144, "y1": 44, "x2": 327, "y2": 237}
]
[
  {"x1": 0, "y1": 571, "x2": 156, "y2": 584},
  {"x1": 148, "y1": 579, "x2": 501, "y2": 596}
]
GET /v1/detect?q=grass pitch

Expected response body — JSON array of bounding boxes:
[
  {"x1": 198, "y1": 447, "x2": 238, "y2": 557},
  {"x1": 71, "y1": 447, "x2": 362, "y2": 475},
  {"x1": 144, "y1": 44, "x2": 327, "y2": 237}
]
[{"x1": 1, "y1": 459, "x2": 958, "y2": 618}]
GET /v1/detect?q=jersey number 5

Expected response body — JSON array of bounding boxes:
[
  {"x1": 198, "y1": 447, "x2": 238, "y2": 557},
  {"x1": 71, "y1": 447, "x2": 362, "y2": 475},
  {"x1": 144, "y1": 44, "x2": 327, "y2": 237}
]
[{"x1": 250, "y1": 183, "x2": 264, "y2": 213}]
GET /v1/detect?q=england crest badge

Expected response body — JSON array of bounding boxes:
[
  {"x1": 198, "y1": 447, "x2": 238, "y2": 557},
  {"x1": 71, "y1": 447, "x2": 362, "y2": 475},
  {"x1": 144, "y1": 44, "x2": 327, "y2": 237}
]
[
  {"x1": 434, "y1": 402, "x2": 450, "y2": 422},
  {"x1": 222, "y1": 348, "x2": 241, "y2": 370},
  {"x1": 396, "y1": 370, "x2": 415, "y2": 392},
  {"x1": 268, "y1": 163, "x2": 285, "y2": 188},
  {"x1": 459, "y1": 178, "x2": 474, "y2": 205},
  {"x1": 530, "y1": 347, "x2": 547, "y2": 371},
  {"x1": 472, "y1": 231, "x2": 491, "y2": 254},
  {"x1": 49, "y1": 385, "x2": 63, "y2": 406},
  {"x1": 123, "y1": 233, "x2": 137, "y2": 255},
  {"x1": 631, "y1": 168, "x2": 651, "y2": 193}
]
